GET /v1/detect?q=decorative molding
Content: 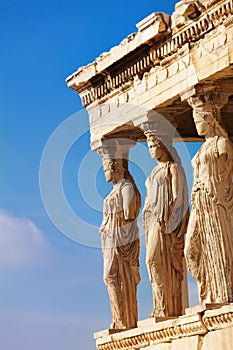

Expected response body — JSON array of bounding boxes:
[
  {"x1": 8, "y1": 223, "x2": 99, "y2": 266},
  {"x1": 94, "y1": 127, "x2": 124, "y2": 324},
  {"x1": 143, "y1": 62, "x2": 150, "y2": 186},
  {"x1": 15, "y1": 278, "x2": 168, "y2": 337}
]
[
  {"x1": 187, "y1": 84, "x2": 229, "y2": 109},
  {"x1": 95, "y1": 305, "x2": 233, "y2": 350},
  {"x1": 77, "y1": 0, "x2": 233, "y2": 107},
  {"x1": 202, "y1": 305, "x2": 233, "y2": 331},
  {"x1": 96, "y1": 314, "x2": 207, "y2": 350}
]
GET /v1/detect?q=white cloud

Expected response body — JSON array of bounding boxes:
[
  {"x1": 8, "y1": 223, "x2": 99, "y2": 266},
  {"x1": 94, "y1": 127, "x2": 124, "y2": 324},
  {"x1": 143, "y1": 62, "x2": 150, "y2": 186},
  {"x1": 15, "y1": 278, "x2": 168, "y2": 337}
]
[{"x1": 0, "y1": 210, "x2": 50, "y2": 266}]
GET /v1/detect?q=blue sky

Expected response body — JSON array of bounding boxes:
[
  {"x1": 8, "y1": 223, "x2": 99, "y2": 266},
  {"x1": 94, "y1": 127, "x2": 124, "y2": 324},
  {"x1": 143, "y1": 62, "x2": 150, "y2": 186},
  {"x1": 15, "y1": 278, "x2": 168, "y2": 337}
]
[{"x1": 1, "y1": 1, "x2": 201, "y2": 349}]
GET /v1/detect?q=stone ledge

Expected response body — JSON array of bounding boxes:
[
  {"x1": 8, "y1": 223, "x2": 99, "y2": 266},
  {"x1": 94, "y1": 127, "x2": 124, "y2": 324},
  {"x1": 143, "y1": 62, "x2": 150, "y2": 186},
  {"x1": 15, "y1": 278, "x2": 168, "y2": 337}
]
[
  {"x1": 203, "y1": 304, "x2": 233, "y2": 331},
  {"x1": 94, "y1": 304, "x2": 233, "y2": 350},
  {"x1": 67, "y1": 0, "x2": 233, "y2": 100}
]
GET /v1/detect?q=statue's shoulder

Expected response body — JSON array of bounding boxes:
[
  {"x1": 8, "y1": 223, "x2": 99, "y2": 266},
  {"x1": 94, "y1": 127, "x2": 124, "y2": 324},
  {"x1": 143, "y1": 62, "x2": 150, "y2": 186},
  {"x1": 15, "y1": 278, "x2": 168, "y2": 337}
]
[
  {"x1": 216, "y1": 136, "x2": 233, "y2": 156},
  {"x1": 149, "y1": 165, "x2": 161, "y2": 177},
  {"x1": 169, "y1": 161, "x2": 178, "y2": 171},
  {"x1": 118, "y1": 179, "x2": 133, "y2": 191}
]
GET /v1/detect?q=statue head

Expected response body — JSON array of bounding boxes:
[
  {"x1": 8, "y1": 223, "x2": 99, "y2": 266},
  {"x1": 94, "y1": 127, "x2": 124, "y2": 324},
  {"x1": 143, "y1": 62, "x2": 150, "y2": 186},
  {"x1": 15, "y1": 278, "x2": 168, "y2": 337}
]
[
  {"x1": 146, "y1": 134, "x2": 173, "y2": 162},
  {"x1": 193, "y1": 109, "x2": 228, "y2": 138},
  {"x1": 102, "y1": 158, "x2": 125, "y2": 183},
  {"x1": 188, "y1": 88, "x2": 229, "y2": 138},
  {"x1": 193, "y1": 110, "x2": 215, "y2": 136},
  {"x1": 98, "y1": 139, "x2": 137, "y2": 184}
]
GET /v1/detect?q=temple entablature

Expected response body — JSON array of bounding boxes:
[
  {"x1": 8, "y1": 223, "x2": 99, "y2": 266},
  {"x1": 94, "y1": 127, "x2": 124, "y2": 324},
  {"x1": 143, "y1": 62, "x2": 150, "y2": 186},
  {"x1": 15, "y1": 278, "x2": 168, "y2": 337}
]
[{"x1": 67, "y1": 0, "x2": 233, "y2": 148}]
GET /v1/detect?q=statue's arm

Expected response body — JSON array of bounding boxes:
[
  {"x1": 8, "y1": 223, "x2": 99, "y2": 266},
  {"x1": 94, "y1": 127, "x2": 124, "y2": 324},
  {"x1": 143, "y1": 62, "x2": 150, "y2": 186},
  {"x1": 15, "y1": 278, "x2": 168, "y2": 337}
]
[
  {"x1": 170, "y1": 163, "x2": 179, "y2": 205},
  {"x1": 217, "y1": 138, "x2": 233, "y2": 182},
  {"x1": 121, "y1": 183, "x2": 134, "y2": 220}
]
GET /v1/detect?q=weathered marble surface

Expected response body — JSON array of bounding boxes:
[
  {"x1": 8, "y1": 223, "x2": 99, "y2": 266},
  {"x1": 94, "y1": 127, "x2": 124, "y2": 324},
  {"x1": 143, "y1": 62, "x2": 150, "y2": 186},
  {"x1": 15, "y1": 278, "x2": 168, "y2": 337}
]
[
  {"x1": 67, "y1": 0, "x2": 233, "y2": 147},
  {"x1": 142, "y1": 128, "x2": 189, "y2": 317},
  {"x1": 94, "y1": 304, "x2": 233, "y2": 350},
  {"x1": 185, "y1": 87, "x2": 233, "y2": 304},
  {"x1": 66, "y1": 0, "x2": 233, "y2": 343},
  {"x1": 99, "y1": 142, "x2": 141, "y2": 329}
]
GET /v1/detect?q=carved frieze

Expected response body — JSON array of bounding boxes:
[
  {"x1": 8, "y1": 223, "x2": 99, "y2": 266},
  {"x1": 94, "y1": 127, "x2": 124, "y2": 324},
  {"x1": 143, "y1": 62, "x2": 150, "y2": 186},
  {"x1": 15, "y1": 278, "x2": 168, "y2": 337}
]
[
  {"x1": 74, "y1": 0, "x2": 233, "y2": 108},
  {"x1": 203, "y1": 305, "x2": 233, "y2": 331},
  {"x1": 95, "y1": 313, "x2": 208, "y2": 350},
  {"x1": 95, "y1": 305, "x2": 233, "y2": 350}
]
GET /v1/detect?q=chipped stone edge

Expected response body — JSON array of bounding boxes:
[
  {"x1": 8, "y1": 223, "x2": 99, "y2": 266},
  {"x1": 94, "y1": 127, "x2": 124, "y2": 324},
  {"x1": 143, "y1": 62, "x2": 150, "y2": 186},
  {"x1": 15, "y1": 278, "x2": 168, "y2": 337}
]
[{"x1": 95, "y1": 305, "x2": 233, "y2": 350}]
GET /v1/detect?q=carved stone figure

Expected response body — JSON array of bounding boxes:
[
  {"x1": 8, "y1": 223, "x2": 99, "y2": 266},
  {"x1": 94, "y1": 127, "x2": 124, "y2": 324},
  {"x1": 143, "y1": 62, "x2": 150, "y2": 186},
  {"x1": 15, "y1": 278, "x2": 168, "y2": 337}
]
[
  {"x1": 142, "y1": 133, "x2": 189, "y2": 317},
  {"x1": 185, "y1": 101, "x2": 233, "y2": 304},
  {"x1": 99, "y1": 145, "x2": 141, "y2": 329}
]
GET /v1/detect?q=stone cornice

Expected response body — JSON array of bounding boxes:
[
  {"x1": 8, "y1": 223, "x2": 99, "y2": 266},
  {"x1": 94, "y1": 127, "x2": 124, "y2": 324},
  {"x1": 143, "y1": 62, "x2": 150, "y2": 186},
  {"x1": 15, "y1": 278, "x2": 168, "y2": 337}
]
[
  {"x1": 67, "y1": 0, "x2": 233, "y2": 108},
  {"x1": 66, "y1": 12, "x2": 170, "y2": 90}
]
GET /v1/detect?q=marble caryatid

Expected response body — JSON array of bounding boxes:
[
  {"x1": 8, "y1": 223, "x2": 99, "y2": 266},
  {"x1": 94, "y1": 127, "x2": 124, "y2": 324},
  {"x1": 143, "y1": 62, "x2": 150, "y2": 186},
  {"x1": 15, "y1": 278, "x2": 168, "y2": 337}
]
[
  {"x1": 185, "y1": 91, "x2": 233, "y2": 304},
  {"x1": 98, "y1": 140, "x2": 141, "y2": 330},
  {"x1": 141, "y1": 121, "x2": 189, "y2": 318}
]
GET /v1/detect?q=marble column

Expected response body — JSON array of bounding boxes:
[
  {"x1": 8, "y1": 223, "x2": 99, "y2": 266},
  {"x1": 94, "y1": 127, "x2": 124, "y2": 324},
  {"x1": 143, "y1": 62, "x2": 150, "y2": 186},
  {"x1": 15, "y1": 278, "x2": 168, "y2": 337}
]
[
  {"x1": 136, "y1": 113, "x2": 190, "y2": 317},
  {"x1": 185, "y1": 84, "x2": 233, "y2": 304},
  {"x1": 98, "y1": 139, "x2": 141, "y2": 329}
]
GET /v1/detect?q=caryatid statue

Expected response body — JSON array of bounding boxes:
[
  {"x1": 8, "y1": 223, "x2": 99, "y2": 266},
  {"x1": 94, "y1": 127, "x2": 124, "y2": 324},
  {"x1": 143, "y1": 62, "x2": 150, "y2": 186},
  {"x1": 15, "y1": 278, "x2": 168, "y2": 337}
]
[
  {"x1": 141, "y1": 119, "x2": 189, "y2": 317},
  {"x1": 98, "y1": 140, "x2": 141, "y2": 329},
  {"x1": 185, "y1": 87, "x2": 233, "y2": 304}
]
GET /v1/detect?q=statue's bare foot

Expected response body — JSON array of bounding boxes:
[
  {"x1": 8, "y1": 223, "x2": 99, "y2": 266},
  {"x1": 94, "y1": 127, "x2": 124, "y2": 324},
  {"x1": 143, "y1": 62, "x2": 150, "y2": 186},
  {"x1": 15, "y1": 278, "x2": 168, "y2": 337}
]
[
  {"x1": 149, "y1": 309, "x2": 166, "y2": 318},
  {"x1": 149, "y1": 310, "x2": 155, "y2": 318},
  {"x1": 110, "y1": 321, "x2": 127, "y2": 330}
]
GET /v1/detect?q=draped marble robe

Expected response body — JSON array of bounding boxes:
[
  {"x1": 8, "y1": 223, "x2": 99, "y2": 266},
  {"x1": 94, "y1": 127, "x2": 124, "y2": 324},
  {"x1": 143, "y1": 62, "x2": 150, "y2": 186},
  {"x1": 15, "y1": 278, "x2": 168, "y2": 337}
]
[
  {"x1": 100, "y1": 178, "x2": 141, "y2": 329},
  {"x1": 185, "y1": 136, "x2": 233, "y2": 303},
  {"x1": 143, "y1": 161, "x2": 189, "y2": 317}
]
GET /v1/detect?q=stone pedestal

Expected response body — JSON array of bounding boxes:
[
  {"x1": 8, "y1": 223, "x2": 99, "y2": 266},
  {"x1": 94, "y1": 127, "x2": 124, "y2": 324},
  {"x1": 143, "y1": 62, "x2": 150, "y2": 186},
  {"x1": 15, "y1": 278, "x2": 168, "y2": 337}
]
[{"x1": 94, "y1": 304, "x2": 233, "y2": 350}]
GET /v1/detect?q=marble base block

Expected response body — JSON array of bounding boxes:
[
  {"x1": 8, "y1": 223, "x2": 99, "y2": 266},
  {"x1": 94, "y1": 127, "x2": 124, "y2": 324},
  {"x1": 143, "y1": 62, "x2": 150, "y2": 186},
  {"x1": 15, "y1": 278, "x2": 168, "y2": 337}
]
[{"x1": 94, "y1": 304, "x2": 233, "y2": 350}]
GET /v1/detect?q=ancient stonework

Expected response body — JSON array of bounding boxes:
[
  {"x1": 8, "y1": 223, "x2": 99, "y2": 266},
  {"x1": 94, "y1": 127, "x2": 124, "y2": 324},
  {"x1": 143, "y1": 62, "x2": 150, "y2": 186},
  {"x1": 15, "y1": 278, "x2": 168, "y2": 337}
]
[
  {"x1": 94, "y1": 305, "x2": 233, "y2": 350},
  {"x1": 67, "y1": 0, "x2": 233, "y2": 348},
  {"x1": 98, "y1": 141, "x2": 141, "y2": 329},
  {"x1": 185, "y1": 85, "x2": 233, "y2": 304},
  {"x1": 141, "y1": 119, "x2": 189, "y2": 318}
]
